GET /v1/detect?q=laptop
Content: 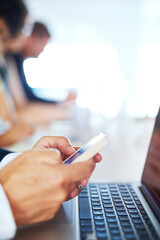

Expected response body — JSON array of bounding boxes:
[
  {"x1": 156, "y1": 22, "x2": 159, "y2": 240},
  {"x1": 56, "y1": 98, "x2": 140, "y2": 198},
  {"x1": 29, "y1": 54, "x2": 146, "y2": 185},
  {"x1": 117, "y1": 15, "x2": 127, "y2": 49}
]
[{"x1": 13, "y1": 109, "x2": 160, "y2": 240}]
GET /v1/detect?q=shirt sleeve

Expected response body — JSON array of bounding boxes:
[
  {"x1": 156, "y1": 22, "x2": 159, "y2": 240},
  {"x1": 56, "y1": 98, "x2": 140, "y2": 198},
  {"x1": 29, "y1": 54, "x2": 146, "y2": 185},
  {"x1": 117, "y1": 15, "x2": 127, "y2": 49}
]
[
  {"x1": 0, "y1": 152, "x2": 21, "y2": 170},
  {"x1": 0, "y1": 184, "x2": 16, "y2": 239},
  {"x1": 0, "y1": 152, "x2": 21, "y2": 239}
]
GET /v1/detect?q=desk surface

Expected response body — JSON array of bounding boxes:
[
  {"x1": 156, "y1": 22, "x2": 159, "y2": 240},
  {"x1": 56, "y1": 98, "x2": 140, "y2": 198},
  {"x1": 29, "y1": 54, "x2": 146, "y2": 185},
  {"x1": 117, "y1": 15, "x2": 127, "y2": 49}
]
[{"x1": 7, "y1": 116, "x2": 154, "y2": 183}]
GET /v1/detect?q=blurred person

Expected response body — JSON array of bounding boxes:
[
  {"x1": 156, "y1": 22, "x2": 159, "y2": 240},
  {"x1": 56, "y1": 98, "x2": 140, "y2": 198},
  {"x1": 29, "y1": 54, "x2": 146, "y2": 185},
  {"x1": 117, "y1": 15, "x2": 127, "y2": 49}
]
[
  {"x1": 4, "y1": 21, "x2": 77, "y2": 126},
  {"x1": 0, "y1": 0, "x2": 34, "y2": 147},
  {"x1": 0, "y1": 76, "x2": 34, "y2": 147},
  {"x1": 0, "y1": 2, "x2": 102, "y2": 240}
]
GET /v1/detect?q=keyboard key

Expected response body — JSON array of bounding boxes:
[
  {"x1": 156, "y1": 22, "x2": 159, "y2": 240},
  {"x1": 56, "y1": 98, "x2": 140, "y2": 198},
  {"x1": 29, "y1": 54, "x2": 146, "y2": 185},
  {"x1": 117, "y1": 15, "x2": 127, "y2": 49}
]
[
  {"x1": 108, "y1": 223, "x2": 119, "y2": 229},
  {"x1": 101, "y1": 196, "x2": 110, "y2": 200},
  {"x1": 92, "y1": 202, "x2": 101, "y2": 206},
  {"x1": 79, "y1": 193, "x2": 88, "y2": 198},
  {"x1": 104, "y1": 208, "x2": 114, "y2": 213},
  {"x1": 123, "y1": 196, "x2": 132, "y2": 200},
  {"x1": 91, "y1": 198, "x2": 100, "y2": 202},
  {"x1": 124, "y1": 233, "x2": 136, "y2": 239},
  {"x1": 101, "y1": 193, "x2": 109, "y2": 197},
  {"x1": 109, "y1": 228, "x2": 120, "y2": 235},
  {"x1": 103, "y1": 203, "x2": 113, "y2": 208},
  {"x1": 102, "y1": 200, "x2": 112, "y2": 204},
  {"x1": 94, "y1": 215, "x2": 104, "y2": 221},
  {"x1": 93, "y1": 210, "x2": 103, "y2": 215},
  {"x1": 133, "y1": 196, "x2": 139, "y2": 201},
  {"x1": 105, "y1": 212, "x2": 116, "y2": 217},
  {"x1": 79, "y1": 197, "x2": 91, "y2": 220},
  {"x1": 115, "y1": 206, "x2": 126, "y2": 211},
  {"x1": 96, "y1": 232, "x2": 108, "y2": 239},
  {"x1": 126, "y1": 205, "x2": 136, "y2": 209},
  {"x1": 122, "y1": 227, "x2": 133, "y2": 233},
  {"x1": 80, "y1": 226, "x2": 93, "y2": 233},
  {"x1": 113, "y1": 199, "x2": 122, "y2": 203},
  {"x1": 100, "y1": 189, "x2": 109, "y2": 193},
  {"x1": 121, "y1": 193, "x2": 130, "y2": 197},
  {"x1": 90, "y1": 194, "x2": 99, "y2": 198},
  {"x1": 137, "y1": 205, "x2": 144, "y2": 210},
  {"x1": 80, "y1": 220, "x2": 92, "y2": 227},
  {"x1": 117, "y1": 211, "x2": 128, "y2": 216},
  {"x1": 106, "y1": 217, "x2": 117, "y2": 223},
  {"x1": 80, "y1": 232, "x2": 87, "y2": 240},
  {"x1": 134, "y1": 223, "x2": 145, "y2": 230},
  {"x1": 92, "y1": 206, "x2": 102, "y2": 210},
  {"x1": 132, "y1": 218, "x2": 143, "y2": 224},
  {"x1": 118, "y1": 216, "x2": 129, "y2": 221},
  {"x1": 94, "y1": 220, "x2": 105, "y2": 227},
  {"x1": 129, "y1": 213, "x2": 141, "y2": 219},
  {"x1": 136, "y1": 229, "x2": 149, "y2": 237},
  {"x1": 120, "y1": 221, "x2": 131, "y2": 227},
  {"x1": 114, "y1": 202, "x2": 124, "y2": 207},
  {"x1": 111, "y1": 236, "x2": 122, "y2": 240},
  {"x1": 124, "y1": 200, "x2": 134, "y2": 205},
  {"x1": 95, "y1": 227, "x2": 106, "y2": 232},
  {"x1": 127, "y1": 209, "x2": 138, "y2": 214}
]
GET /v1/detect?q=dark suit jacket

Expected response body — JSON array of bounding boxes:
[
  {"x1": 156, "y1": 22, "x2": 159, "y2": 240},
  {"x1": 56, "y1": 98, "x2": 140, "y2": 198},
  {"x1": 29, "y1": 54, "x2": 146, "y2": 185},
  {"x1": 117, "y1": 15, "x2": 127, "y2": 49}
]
[{"x1": 0, "y1": 148, "x2": 12, "y2": 162}]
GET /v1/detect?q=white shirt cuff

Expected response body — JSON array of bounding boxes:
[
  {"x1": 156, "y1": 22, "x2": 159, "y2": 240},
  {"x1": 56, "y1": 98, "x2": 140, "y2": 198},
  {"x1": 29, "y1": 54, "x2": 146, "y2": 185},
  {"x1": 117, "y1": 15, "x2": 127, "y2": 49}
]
[
  {"x1": 0, "y1": 152, "x2": 21, "y2": 170},
  {"x1": 0, "y1": 152, "x2": 22, "y2": 239},
  {"x1": 0, "y1": 185, "x2": 16, "y2": 239}
]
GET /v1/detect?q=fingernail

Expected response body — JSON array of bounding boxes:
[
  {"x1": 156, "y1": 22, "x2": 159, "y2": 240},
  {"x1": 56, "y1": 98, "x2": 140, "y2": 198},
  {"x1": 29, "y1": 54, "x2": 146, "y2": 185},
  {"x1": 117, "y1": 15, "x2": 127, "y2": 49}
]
[{"x1": 81, "y1": 179, "x2": 88, "y2": 186}]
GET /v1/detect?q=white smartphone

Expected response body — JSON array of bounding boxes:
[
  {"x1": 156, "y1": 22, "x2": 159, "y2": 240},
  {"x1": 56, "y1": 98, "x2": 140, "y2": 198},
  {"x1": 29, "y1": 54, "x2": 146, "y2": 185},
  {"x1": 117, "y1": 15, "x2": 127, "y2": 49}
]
[{"x1": 64, "y1": 132, "x2": 108, "y2": 164}]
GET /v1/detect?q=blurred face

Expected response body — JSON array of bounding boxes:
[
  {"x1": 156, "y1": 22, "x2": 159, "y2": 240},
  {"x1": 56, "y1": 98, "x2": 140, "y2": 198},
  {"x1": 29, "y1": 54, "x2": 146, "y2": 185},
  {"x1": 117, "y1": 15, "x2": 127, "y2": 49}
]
[{"x1": 0, "y1": 19, "x2": 10, "y2": 54}]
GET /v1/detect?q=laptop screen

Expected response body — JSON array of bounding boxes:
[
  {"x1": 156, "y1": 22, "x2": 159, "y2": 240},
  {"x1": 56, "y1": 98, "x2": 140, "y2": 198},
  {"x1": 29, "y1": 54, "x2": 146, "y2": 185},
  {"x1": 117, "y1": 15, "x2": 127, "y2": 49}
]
[{"x1": 141, "y1": 107, "x2": 160, "y2": 221}]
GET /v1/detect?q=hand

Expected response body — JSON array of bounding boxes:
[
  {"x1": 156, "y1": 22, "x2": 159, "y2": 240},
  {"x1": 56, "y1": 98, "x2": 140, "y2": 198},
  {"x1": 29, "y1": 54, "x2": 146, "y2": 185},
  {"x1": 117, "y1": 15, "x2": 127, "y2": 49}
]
[
  {"x1": 32, "y1": 136, "x2": 102, "y2": 163},
  {"x1": 33, "y1": 136, "x2": 102, "y2": 197},
  {"x1": 0, "y1": 122, "x2": 34, "y2": 147},
  {"x1": 11, "y1": 122, "x2": 34, "y2": 138},
  {"x1": 0, "y1": 150, "x2": 96, "y2": 226}
]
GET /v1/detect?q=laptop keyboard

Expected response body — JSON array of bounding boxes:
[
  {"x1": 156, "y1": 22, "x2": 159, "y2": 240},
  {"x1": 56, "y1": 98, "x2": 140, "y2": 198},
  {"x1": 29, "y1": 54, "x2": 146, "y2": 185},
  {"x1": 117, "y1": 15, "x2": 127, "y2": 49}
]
[{"x1": 79, "y1": 183, "x2": 159, "y2": 240}]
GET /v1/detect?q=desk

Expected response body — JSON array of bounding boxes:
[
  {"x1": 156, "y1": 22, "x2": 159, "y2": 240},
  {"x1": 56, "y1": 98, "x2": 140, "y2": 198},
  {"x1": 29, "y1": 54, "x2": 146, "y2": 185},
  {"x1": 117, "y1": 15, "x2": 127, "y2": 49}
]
[{"x1": 7, "y1": 115, "x2": 154, "y2": 183}]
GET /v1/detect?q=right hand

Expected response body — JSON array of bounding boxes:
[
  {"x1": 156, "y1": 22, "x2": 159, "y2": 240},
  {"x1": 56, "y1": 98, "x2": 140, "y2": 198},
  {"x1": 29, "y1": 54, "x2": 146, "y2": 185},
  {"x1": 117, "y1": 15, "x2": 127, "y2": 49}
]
[{"x1": 0, "y1": 149, "x2": 96, "y2": 226}]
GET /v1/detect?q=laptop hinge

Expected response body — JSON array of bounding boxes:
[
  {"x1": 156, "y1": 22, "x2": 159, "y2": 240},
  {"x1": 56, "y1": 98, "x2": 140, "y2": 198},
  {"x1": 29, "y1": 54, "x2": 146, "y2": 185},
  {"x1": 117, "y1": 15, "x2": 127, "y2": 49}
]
[{"x1": 139, "y1": 184, "x2": 160, "y2": 223}]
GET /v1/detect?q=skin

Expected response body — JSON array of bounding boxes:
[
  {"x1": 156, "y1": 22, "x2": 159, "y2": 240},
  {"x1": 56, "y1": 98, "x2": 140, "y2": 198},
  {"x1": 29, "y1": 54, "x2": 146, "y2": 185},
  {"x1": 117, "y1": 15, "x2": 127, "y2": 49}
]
[
  {"x1": 0, "y1": 122, "x2": 34, "y2": 147},
  {"x1": 0, "y1": 136, "x2": 102, "y2": 226},
  {"x1": 0, "y1": 19, "x2": 10, "y2": 54}
]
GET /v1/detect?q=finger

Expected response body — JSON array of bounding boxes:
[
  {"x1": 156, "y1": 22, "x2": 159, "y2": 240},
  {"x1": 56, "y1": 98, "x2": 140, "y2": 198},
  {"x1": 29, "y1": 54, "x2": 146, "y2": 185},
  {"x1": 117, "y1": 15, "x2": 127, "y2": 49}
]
[
  {"x1": 94, "y1": 153, "x2": 102, "y2": 162},
  {"x1": 33, "y1": 136, "x2": 76, "y2": 156},
  {"x1": 70, "y1": 184, "x2": 83, "y2": 199},
  {"x1": 59, "y1": 159, "x2": 96, "y2": 183},
  {"x1": 80, "y1": 178, "x2": 89, "y2": 186}
]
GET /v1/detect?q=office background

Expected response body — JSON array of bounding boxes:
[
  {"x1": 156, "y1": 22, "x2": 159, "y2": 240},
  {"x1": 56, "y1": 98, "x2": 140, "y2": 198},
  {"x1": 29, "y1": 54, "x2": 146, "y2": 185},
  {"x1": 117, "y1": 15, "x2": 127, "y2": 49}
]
[{"x1": 24, "y1": 0, "x2": 160, "y2": 119}]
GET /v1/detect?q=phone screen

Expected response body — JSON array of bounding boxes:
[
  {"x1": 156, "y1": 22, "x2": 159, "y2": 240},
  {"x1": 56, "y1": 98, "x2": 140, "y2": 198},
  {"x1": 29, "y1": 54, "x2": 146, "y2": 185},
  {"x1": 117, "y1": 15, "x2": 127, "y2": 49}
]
[
  {"x1": 64, "y1": 132, "x2": 107, "y2": 164},
  {"x1": 64, "y1": 143, "x2": 92, "y2": 164}
]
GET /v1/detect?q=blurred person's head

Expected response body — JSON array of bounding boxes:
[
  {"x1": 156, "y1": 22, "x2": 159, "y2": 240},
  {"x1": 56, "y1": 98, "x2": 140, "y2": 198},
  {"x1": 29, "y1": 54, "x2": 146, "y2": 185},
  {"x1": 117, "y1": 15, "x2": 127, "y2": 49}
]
[
  {"x1": 22, "y1": 21, "x2": 51, "y2": 58},
  {"x1": 0, "y1": 0, "x2": 28, "y2": 54}
]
